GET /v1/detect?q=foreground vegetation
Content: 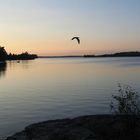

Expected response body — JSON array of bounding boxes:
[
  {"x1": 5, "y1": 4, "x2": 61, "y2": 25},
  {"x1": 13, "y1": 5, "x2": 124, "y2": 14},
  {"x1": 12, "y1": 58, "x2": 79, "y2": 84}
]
[{"x1": 0, "y1": 46, "x2": 38, "y2": 61}]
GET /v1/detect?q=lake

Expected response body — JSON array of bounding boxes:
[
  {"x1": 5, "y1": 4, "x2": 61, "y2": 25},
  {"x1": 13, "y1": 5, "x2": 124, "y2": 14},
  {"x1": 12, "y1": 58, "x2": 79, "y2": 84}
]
[{"x1": 0, "y1": 57, "x2": 140, "y2": 138}]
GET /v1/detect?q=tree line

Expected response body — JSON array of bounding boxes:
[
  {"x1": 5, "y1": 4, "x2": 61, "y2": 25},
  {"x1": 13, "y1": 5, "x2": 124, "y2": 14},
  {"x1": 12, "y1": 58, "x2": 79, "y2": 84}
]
[{"x1": 0, "y1": 46, "x2": 38, "y2": 61}]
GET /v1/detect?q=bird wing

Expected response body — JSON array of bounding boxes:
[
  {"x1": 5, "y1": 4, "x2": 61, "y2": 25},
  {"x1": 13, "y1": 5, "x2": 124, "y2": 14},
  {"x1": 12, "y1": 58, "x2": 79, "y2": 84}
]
[
  {"x1": 71, "y1": 37, "x2": 76, "y2": 40},
  {"x1": 77, "y1": 38, "x2": 80, "y2": 44},
  {"x1": 71, "y1": 37, "x2": 80, "y2": 44}
]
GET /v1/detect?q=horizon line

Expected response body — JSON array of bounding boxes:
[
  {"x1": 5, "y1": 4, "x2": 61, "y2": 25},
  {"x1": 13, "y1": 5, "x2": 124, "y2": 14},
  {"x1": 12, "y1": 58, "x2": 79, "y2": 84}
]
[{"x1": 38, "y1": 51, "x2": 140, "y2": 57}]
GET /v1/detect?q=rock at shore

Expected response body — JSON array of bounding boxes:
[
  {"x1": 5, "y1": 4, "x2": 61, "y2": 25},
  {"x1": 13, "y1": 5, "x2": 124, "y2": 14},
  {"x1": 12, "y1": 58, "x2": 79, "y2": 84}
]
[{"x1": 6, "y1": 115, "x2": 140, "y2": 140}]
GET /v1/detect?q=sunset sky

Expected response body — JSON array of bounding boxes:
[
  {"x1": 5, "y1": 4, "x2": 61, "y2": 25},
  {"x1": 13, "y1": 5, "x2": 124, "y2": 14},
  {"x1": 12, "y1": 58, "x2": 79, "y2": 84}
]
[{"x1": 0, "y1": 0, "x2": 139, "y2": 56}]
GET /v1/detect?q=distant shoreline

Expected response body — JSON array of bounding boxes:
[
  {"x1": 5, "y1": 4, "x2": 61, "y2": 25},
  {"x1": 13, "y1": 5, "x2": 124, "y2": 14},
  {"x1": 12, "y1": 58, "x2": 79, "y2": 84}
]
[
  {"x1": 39, "y1": 51, "x2": 140, "y2": 58},
  {"x1": 39, "y1": 55, "x2": 82, "y2": 58}
]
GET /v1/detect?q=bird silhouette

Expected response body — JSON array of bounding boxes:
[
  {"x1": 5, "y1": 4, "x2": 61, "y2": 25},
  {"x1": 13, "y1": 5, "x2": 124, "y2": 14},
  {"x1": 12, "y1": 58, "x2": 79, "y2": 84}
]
[{"x1": 71, "y1": 37, "x2": 80, "y2": 44}]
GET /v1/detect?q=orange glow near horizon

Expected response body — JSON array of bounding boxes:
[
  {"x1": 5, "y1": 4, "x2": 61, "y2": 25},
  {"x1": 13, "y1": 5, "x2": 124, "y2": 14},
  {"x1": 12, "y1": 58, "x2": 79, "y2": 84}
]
[{"x1": 3, "y1": 38, "x2": 140, "y2": 56}]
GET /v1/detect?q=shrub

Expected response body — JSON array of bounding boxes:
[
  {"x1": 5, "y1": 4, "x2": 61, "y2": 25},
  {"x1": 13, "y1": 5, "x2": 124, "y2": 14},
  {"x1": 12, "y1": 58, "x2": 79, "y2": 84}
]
[
  {"x1": 110, "y1": 83, "x2": 140, "y2": 115},
  {"x1": 110, "y1": 84, "x2": 140, "y2": 135}
]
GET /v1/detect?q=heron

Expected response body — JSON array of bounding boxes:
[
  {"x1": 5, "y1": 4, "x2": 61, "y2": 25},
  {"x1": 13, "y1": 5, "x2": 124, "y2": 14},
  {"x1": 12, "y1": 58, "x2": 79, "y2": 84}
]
[{"x1": 71, "y1": 37, "x2": 80, "y2": 44}]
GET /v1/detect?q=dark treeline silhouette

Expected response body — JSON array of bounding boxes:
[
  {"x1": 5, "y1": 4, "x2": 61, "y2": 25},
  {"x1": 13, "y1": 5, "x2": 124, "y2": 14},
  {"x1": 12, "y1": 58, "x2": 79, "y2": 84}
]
[
  {"x1": 0, "y1": 46, "x2": 38, "y2": 61},
  {"x1": 84, "y1": 51, "x2": 140, "y2": 58},
  {"x1": 0, "y1": 47, "x2": 8, "y2": 61},
  {"x1": 8, "y1": 52, "x2": 38, "y2": 60}
]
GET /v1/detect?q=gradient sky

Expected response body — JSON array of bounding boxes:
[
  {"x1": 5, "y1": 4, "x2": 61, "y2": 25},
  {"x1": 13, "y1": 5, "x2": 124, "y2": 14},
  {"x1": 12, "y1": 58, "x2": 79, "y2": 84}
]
[{"x1": 0, "y1": 0, "x2": 140, "y2": 56}]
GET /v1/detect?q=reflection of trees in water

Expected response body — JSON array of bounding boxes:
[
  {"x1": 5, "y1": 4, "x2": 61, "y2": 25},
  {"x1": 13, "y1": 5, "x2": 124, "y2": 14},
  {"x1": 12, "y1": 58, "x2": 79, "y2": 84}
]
[
  {"x1": 0, "y1": 60, "x2": 32, "y2": 78},
  {"x1": 8, "y1": 60, "x2": 30, "y2": 70},
  {"x1": 20, "y1": 60, "x2": 30, "y2": 69},
  {"x1": 0, "y1": 62, "x2": 7, "y2": 78}
]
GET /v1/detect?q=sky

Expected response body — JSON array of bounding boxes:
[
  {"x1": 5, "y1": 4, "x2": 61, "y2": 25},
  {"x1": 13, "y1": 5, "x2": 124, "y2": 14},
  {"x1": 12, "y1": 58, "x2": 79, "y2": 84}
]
[{"x1": 0, "y1": 0, "x2": 139, "y2": 56}]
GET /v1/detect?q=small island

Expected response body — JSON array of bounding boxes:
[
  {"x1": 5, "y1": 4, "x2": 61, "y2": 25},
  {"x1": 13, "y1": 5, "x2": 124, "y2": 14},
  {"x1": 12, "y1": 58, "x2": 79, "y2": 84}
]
[{"x1": 0, "y1": 46, "x2": 38, "y2": 62}]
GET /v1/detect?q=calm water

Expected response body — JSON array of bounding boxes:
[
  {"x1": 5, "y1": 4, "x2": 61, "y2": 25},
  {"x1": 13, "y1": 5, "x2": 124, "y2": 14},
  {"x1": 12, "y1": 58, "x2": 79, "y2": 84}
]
[{"x1": 0, "y1": 57, "x2": 140, "y2": 138}]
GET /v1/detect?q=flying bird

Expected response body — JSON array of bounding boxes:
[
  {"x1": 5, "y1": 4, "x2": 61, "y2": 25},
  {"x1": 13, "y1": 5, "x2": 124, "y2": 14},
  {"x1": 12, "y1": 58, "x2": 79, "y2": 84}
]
[{"x1": 71, "y1": 37, "x2": 80, "y2": 44}]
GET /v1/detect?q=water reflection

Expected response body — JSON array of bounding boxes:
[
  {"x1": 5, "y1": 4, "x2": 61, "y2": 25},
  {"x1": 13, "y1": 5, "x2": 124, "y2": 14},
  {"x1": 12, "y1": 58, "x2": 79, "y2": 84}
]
[
  {"x1": 8, "y1": 60, "x2": 31, "y2": 70},
  {"x1": 20, "y1": 60, "x2": 30, "y2": 69},
  {"x1": 0, "y1": 60, "x2": 31, "y2": 79},
  {"x1": 0, "y1": 58, "x2": 140, "y2": 137},
  {"x1": 0, "y1": 61, "x2": 7, "y2": 78}
]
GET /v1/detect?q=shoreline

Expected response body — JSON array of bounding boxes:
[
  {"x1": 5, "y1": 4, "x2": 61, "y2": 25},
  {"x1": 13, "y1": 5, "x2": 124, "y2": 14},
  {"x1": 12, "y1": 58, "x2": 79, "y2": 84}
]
[
  {"x1": 38, "y1": 51, "x2": 140, "y2": 58},
  {"x1": 6, "y1": 115, "x2": 140, "y2": 140}
]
